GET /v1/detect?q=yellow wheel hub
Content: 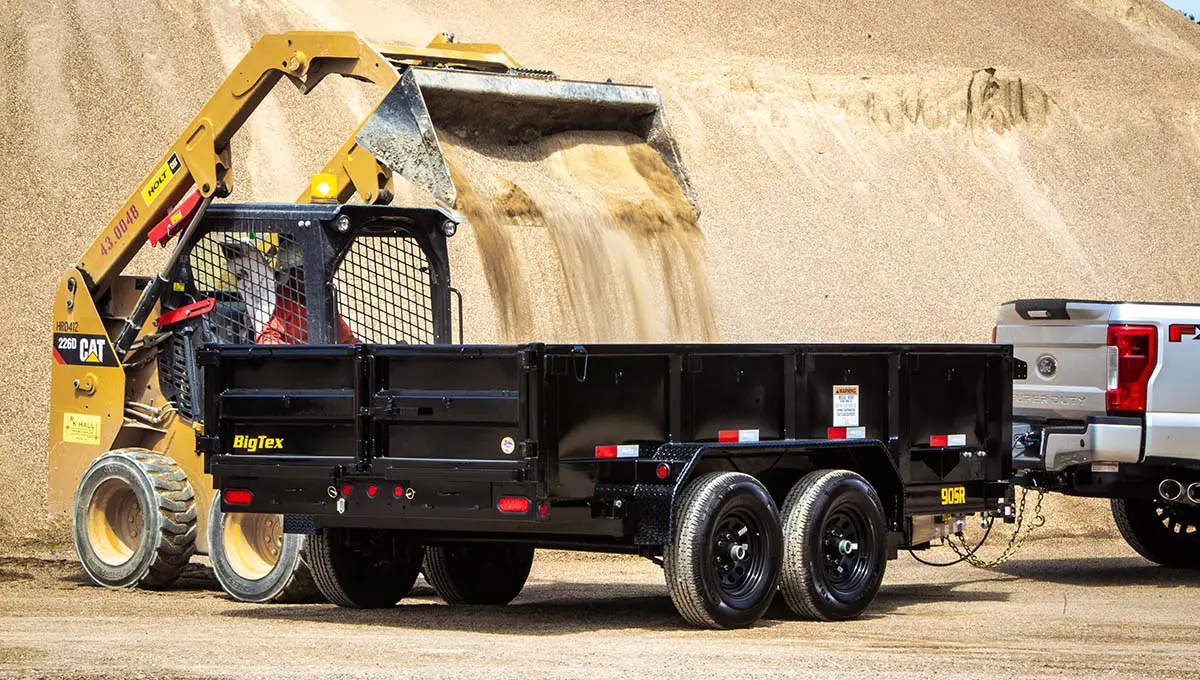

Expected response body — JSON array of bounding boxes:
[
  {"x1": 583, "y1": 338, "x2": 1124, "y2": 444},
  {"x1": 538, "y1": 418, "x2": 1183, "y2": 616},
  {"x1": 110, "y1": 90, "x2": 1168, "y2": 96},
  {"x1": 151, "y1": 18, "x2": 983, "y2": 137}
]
[
  {"x1": 223, "y1": 512, "x2": 284, "y2": 581},
  {"x1": 87, "y1": 478, "x2": 144, "y2": 566}
]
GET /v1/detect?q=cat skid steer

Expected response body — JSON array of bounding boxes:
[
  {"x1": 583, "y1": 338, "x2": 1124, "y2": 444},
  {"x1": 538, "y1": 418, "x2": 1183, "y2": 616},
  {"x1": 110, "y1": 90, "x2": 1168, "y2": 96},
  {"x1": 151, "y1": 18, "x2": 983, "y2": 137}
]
[{"x1": 49, "y1": 30, "x2": 692, "y2": 602}]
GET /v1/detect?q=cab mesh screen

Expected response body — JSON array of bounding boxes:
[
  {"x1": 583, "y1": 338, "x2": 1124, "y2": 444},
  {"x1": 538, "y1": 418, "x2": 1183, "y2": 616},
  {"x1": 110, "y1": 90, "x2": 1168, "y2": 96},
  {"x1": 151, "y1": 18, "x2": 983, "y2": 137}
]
[
  {"x1": 185, "y1": 230, "x2": 308, "y2": 345},
  {"x1": 332, "y1": 234, "x2": 435, "y2": 345}
]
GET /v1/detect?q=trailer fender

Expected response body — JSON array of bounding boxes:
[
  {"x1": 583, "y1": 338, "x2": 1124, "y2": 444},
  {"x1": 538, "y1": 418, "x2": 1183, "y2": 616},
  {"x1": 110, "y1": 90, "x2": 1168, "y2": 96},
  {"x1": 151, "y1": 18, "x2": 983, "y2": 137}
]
[{"x1": 634, "y1": 441, "x2": 903, "y2": 545}]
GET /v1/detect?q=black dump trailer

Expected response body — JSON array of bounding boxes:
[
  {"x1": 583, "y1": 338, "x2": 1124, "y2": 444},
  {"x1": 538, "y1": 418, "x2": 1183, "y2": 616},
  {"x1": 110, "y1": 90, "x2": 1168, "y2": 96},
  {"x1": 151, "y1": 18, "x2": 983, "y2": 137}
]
[{"x1": 201, "y1": 340, "x2": 1014, "y2": 628}]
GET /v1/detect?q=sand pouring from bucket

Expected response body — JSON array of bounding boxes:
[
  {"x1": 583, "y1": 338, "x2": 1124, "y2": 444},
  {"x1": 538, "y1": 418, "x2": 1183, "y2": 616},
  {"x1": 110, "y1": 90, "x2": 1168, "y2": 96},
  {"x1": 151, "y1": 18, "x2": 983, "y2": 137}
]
[{"x1": 354, "y1": 61, "x2": 699, "y2": 216}]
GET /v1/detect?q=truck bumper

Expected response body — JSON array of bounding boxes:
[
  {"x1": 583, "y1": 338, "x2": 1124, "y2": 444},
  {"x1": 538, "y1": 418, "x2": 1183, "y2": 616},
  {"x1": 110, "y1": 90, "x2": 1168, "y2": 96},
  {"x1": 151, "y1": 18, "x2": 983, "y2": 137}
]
[{"x1": 1013, "y1": 417, "x2": 1142, "y2": 472}]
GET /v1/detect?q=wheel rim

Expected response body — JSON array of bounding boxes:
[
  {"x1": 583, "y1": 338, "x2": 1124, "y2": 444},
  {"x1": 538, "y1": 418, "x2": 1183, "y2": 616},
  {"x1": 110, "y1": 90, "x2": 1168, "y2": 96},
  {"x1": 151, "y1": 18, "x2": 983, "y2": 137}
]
[
  {"x1": 1154, "y1": 501, "x2": 1200, "y2": 537},
  {"x1": 820, "y1": 503, "x2": 873, "y2": 598},
  {"x1": 223, "y1": 512, "x2": 283, "y2": 581},
  {"x1": 87, "y1": 478, "x2": 144, "y2": 566},
  {"x1": 709, "y1": 508, "x2": 768, "y2": 601}
]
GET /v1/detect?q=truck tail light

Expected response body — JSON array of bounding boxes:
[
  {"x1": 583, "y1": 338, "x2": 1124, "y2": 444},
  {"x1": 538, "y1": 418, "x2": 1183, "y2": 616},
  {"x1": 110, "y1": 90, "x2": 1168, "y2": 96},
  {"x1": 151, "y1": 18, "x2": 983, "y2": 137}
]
[
  {"x1": 1106, "y1": 324, "x2": 1157, "y2": 415},
  {"x1": 224, "y1": 489, "x2": 253, "y2": 506}
]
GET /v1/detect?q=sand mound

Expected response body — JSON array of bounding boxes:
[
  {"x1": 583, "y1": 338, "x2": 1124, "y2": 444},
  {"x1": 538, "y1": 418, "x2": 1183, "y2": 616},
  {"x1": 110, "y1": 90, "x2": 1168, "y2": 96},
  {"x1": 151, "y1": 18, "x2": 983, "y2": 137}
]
[{"x1": 3, "y1": 0, "x2": 1200, "y2": 541}]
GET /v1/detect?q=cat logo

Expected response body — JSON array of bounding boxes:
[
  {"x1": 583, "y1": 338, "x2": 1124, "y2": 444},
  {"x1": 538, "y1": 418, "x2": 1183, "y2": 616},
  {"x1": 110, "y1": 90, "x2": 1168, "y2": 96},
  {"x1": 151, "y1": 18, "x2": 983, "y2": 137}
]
[{"x1": 53, "y1": 333, "x2": 119, "y2": 368}]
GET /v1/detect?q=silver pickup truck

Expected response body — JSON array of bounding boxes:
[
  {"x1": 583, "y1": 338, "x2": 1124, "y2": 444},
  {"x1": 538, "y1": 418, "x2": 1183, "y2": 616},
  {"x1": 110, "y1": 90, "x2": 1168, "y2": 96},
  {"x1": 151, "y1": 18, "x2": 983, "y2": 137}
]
[{"x1": 995, "y1": 299, "x2": 1200, "y2": 568}]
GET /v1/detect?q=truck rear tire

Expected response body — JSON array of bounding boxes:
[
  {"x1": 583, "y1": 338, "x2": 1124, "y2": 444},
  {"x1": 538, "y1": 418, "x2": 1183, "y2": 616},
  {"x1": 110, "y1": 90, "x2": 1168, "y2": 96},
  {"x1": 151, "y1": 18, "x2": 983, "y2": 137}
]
[
  {"x1": 1111, "y1": 498, "x2": 1200, "y2": 568},
  {"x1": 423, "y1": 544, "x2": 535, "y2": 605},
  {"x1": 779, "y1": 469, "x2": 888, "y2": 621},
  {"x1": 309, "y1": 528, "x2": 423, "y2": 608},
  {"x1": 207, "y1": 500, "x2": 319, "y2": 603},
  {"x1": 72, "y1": 449, "x2": 197, "y2": 589},
  {"x1": 664, "y1": 471, "x2": 782, "y2": 629}
]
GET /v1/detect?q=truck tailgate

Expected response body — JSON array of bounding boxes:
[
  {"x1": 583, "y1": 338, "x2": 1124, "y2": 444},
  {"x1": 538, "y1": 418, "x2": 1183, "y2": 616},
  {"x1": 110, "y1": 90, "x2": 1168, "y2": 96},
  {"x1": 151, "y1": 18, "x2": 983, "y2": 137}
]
[{"x1": 995, "y1": 299, "x2": 1113, "y2": 420}]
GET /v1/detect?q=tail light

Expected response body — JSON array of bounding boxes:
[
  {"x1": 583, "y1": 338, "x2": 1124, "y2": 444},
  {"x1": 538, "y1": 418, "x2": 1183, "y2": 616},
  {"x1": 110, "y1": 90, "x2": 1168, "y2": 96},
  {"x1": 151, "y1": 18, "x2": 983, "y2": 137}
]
[
  {"x1": 1106, "y1": 324, "x2": 1157, "y2": 415},
  {"x1": 224, "y1": 489, "x2": 253, "y2": 506},
  {"x1": 497, "y1": 497, "x2": 530, "y2": 513}
]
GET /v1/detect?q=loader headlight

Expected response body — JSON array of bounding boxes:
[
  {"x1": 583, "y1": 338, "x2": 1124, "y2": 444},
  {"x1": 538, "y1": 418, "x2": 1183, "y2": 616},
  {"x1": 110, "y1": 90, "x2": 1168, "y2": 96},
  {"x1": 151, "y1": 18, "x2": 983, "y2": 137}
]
[{"x1": 441, "y1": 220, "x2": 458, "y2": 237}]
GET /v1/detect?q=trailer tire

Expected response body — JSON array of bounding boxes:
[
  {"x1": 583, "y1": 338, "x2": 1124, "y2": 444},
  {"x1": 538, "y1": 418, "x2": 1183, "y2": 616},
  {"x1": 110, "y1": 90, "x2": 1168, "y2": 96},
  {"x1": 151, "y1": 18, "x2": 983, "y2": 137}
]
[
  {"x1": 780, "y1": 469, "x2": 887, "y2": 621},
  {"x1": 72, "y1": 449, "x2": 197, "y2": 590},
  {"x1": 309, "y1": 528, "x2": 423, "y2": 608},
  {"x1": 1111, "y1": 498, "x2": 1200, "y2": 569},
  {"x1": 207, "y1": 500, "x2": 319, "y2": 603},
  {"x1": 422, "y1": 544, "x2": 535, "y2": 605},
  {"x1": 664, "y1": 472, "x2": 782, "y2": 629}
]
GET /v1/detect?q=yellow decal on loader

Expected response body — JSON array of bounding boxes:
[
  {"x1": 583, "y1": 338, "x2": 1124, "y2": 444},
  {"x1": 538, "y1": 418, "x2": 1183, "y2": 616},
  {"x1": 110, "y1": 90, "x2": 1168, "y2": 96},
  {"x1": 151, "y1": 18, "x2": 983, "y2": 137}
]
[
  {"x1": 63, "y1": 412, "x2": 102, "y2": 445},
  {"x1": 142, "y1": 153, "x2": 181, "y2": 206}
]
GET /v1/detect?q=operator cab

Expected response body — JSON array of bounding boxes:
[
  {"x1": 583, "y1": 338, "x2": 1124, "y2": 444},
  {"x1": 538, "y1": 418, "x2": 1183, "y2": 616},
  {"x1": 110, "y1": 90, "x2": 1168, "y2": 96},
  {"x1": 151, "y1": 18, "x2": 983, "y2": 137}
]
[{"x1": 157, "y1": 203, "x2": 459, "y2": 419}]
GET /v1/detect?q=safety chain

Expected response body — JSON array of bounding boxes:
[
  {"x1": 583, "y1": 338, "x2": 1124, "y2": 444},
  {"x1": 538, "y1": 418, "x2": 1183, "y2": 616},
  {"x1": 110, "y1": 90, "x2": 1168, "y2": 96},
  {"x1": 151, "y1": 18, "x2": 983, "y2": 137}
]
[{"x1": 949, "y1": 485, "x2": 1046, "y2": 568}]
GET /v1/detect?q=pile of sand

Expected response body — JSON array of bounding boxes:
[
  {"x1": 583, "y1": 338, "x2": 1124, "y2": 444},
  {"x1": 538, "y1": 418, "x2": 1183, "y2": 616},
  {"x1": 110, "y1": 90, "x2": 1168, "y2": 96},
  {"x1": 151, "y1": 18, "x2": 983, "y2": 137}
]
[{"x1": 3, "y1": 0, "x2": 1200, "y2": 543}]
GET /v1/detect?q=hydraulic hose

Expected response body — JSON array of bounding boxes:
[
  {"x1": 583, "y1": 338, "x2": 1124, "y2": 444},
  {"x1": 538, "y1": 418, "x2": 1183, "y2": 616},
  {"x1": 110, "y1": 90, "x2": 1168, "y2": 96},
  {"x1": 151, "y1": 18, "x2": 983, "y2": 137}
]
[{"x1": 114, "y1": 194, "x2": 214, "y2": 355}]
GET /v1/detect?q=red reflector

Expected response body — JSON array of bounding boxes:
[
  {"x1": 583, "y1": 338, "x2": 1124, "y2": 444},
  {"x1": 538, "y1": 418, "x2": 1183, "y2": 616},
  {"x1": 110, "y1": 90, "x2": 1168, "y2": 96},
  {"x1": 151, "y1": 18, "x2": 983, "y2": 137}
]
[
  {"x1": 341, "y1": 484, "x2": 352, "y2": 497},
  {"x1": 656, "y1": 463, "x2": 671, "y2": 479},
  {"x1": 497, "y1": 496, "x2": 530, "y2": 513},
  {"x1": 595, "y1": 445, "x2": 617, "y2": 459},
  {"x1": 930, "y1": 434, "x2": 949, "y2": 447},
  {"x1": 538, "y1": 502, "x2": 550, "y2": 518},
  {"x1": 1107, "y1": 324, "x2": 1157, "y2": 415},
  {"x1": 827, "y1": 427, "x2": 847, "y2": 439},
  {"x1": 224, "y1": 489, "x2": 253, "y2": 506},
  {"x1": 393, "y1": 485, "x2": 405, "y2": 498},
  {"x1": 718, "y1": 430, "x2": 738, "y2": 443},
  {"x1": 366, "y1": 484, "x2": 378, "y2": 498}
]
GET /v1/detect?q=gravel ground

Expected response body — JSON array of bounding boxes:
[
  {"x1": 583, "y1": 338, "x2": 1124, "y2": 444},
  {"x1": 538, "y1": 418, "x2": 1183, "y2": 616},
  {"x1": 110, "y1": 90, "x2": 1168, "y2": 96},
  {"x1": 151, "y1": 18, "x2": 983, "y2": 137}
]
[{"x1": 1, "y1": 538, "x2": 1198, "y2": 679}]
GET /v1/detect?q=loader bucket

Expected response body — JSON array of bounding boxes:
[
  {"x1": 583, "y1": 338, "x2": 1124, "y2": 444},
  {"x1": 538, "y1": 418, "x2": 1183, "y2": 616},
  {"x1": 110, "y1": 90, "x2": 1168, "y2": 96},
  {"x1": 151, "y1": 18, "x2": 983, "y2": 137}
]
[{"x1": 356, "y1": 66, "x2": 698, "y2": 215}]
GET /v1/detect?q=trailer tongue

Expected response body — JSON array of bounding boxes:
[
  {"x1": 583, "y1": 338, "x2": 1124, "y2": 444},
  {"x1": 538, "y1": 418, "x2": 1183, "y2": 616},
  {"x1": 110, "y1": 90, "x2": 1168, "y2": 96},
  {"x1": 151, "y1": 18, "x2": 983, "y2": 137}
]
[{"x1": 198, "y1": 202, "x2": 1015, "y2": 629}]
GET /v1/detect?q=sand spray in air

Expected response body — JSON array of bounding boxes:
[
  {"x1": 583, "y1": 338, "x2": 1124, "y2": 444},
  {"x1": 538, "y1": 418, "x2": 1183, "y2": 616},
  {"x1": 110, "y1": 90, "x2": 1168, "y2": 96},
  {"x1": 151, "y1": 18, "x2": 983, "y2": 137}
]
[{"x1": 446, "y1": 131, "x2": 717, "y2": 343}]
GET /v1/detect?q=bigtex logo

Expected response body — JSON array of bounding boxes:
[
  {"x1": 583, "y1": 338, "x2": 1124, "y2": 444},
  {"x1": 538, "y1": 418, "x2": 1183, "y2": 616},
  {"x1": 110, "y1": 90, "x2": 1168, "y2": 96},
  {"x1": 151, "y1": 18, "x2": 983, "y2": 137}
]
[{"x1": 232, "y1": 434, "x2": 284, "y2": 453}]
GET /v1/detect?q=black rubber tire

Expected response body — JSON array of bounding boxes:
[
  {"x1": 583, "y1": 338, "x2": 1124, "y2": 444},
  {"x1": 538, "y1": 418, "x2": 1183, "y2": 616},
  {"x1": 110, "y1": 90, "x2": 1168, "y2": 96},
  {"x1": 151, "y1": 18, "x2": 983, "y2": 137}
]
[
  {"x1": 780, "y1": 469, "x2": 888, "y2": 621},
  {"x1": 663, "y1": 471, "x2": 782, "y2": 629},
  {"x1": 207, "y1": 500, "x2": 319, "y2": 603},
  {"x1": 423, "y1": 544, "x2": 535, "y2": 605},
  {"x1": 309, "y1": 528, "x2": 423, "y2": 608},
  {"x1": 72, "y1": 448, "x2": 197, "y2": 589},
  {"x1": 1111, "y1": 498, "x2": 1200, "y2": 569}
]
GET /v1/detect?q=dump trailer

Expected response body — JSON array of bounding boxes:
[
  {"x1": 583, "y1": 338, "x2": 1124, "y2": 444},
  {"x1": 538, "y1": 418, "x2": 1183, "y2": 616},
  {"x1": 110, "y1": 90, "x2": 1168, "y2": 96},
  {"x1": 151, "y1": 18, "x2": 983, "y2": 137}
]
[
  {"x1": 193, "y1": 202, "x2": 1017, "y2": 629},
  {"x1": 52, "y1": 30, "x2": 694, "y2": 603}
]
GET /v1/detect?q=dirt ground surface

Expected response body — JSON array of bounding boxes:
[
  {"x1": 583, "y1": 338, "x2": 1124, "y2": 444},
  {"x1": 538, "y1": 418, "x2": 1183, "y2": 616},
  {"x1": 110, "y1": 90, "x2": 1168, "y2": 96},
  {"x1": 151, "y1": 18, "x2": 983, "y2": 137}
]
[{"x1": 1, "y1": 539, "x2": 1197, "y2": 679}]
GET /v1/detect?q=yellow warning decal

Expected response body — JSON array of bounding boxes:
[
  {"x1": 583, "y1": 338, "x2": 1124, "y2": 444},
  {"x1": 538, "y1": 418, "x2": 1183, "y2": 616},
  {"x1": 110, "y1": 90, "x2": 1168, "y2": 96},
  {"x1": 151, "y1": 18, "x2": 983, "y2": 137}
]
[
  {"x1": 142, "y1": 153, "x2": 181, "y2": 206},
  {"x1": 63, "y1": 412, "x2": 102, "y2": 445}
]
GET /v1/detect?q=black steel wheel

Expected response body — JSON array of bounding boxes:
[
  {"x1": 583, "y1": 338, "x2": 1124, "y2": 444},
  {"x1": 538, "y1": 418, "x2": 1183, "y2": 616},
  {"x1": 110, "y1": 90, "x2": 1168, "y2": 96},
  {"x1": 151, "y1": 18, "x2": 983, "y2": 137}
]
[
  {"x1": 309, "y1": 528, "x2": 423, "y2": 608},
  {"x1": 664, "y1": 472, "x2": 782, "y2": 629},
  {"x1": 780, "y1": 469, "x2": 887, "y2": 621},
  {"x1": 423, "y1": 543, "x2": 535, "y2": 605},
  {"x1": 1111, "y1": 498, "x2": 1200, "y2": 569}
]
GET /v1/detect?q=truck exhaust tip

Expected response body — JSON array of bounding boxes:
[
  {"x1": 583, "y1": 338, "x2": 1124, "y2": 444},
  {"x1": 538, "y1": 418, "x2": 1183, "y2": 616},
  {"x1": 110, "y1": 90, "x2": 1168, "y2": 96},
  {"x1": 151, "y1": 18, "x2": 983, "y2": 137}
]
[
  {"x1": 1187, "y1": 482, "x2": 1200, "y2": 505},
  {"x1": 1158, "y1": 479, "x2": 1183, "y2": 502}
]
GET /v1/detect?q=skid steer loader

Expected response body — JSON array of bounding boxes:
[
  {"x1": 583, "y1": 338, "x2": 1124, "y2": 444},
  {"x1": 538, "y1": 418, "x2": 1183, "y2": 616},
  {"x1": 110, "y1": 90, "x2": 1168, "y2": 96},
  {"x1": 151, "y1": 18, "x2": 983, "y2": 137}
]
[{"x1": 50, "y1": 31, "x2": 695, "y2": 602}]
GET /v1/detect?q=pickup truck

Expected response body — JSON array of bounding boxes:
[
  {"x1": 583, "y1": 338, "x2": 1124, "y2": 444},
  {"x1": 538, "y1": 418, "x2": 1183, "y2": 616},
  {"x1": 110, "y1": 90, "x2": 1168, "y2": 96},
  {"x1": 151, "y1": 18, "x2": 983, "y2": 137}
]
[{"x1": 995, "y1": 299, "x2": 1200, "y2": 568}]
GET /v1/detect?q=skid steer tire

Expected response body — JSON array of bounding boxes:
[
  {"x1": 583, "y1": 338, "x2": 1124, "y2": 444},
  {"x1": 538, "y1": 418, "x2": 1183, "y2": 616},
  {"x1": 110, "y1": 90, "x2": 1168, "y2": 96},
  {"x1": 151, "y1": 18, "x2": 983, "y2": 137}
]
[
  {"x1": 72, "y1": 448, "x2": 197, "y2": 589},
  {"x1": 423, "y1": 544, "x2": 535, "y2": 605},
  {"x1": 309, "y1": 528, "x2": 423, "y2": 608},
  {"x1": 207, "y1": 500, "x2": 319, "y2": 603},
  {"x1": 1111, "y1": 498, "x2": 1200, "y2": 569},
  {"x1": 779, "y1": 469, "x2": 888, "y2": 621},
  {"x1": 664, "y1": 472, "x2": 782, "y2": 629}
]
